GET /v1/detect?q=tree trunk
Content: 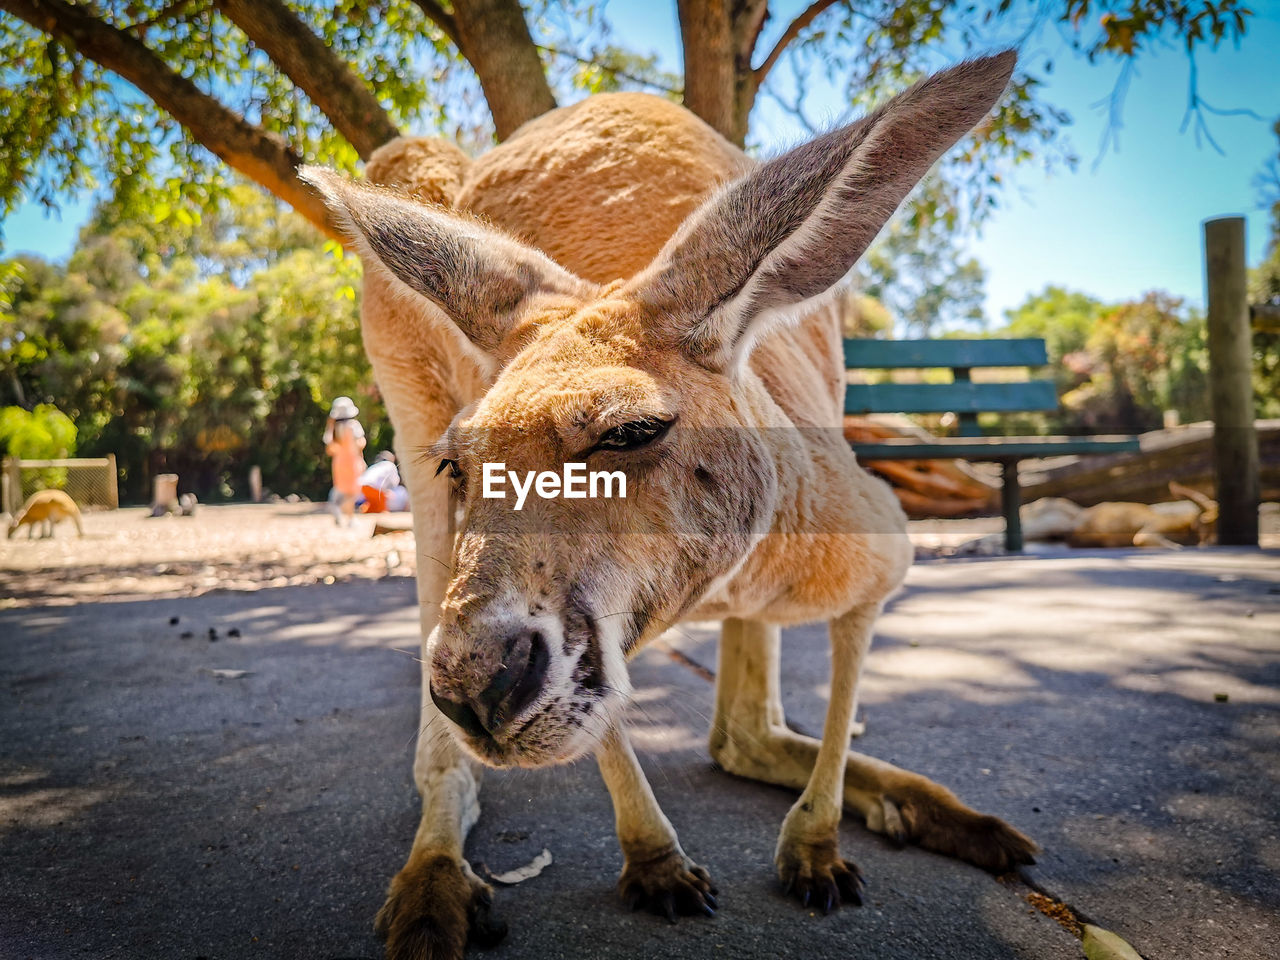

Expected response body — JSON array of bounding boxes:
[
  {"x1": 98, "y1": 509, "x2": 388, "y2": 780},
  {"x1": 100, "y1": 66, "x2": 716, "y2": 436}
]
[
  {"x1": 416, "y1": 0, "x2": 557, "y2": 141},
  {"x1": 676, "y1": 0, "x2": 766, "y2": 146},
  {"x1": 678, "y1": 0, "x2": 844, "y2": 146}
]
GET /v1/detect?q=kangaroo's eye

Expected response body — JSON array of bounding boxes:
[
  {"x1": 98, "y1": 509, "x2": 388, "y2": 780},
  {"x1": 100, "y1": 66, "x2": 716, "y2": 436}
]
[
  {"x1": 596, "y1": 417, "x2": 673, "y2": 452},
  {"x1": 435, "y1": 458, "x2": 462, "y2": 480}
]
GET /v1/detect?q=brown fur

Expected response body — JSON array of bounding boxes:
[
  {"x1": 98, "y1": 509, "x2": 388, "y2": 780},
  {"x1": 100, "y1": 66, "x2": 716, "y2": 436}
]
[
  {"x1": 457, "y1": 93, "x2": 752, "y2": 285},
  {"x1": 1068, "y1": 482, "x2": 1218, "y2": 548},
  {"x1": 1016, "y1": 485, "x2": 1218, "y2": 549},
  {"x1": 7, "y1": 489, "x2": 83, "y2": 539},
  {"x1": 374, "y1": 852, "x2": 503, "y2": 959},
  {"x1": 304, "y1": 51, "x2": 1032, "y2": 959}
]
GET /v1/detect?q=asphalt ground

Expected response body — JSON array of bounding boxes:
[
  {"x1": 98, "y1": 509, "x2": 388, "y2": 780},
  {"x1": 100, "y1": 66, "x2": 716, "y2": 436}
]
[{"x1": 2, "y1": 547, "x2": 1277, "y2": 959}]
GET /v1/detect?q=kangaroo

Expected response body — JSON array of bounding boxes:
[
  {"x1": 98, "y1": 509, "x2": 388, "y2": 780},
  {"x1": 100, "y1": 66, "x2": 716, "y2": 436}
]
[
  {"x1": 1068, "y1": 481, "x2": 1218, "y2": 548},
  {"x1": 6, "y1": 489, "x2": 84, "y2": 539},
  {"x1": 303, "y1": 50, "x2": 1034, "y2": 960}
]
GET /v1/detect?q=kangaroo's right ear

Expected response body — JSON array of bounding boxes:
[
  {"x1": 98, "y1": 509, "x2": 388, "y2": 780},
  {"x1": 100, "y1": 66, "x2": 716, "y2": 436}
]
[
  {"x1": 300, "y1": 168, "x2": 595, "y2": 355},
  {"x1": 628, "y1": 50, "x2": 1017, "y2": 371}
]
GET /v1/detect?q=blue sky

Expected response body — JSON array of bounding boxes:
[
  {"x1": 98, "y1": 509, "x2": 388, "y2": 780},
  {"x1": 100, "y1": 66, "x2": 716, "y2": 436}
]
[{"x1": 5, "y1": 1, "x2": 1278, "y2": 324}]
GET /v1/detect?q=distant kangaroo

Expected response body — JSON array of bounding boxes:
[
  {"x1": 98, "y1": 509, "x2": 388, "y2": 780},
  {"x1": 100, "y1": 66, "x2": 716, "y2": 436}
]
[
  {"x1": 7, "y1": 489, "x2": 84, "y2": 539},
  {"x1": 304, "y1": 50, "x2": 1034, "y2": 960}
]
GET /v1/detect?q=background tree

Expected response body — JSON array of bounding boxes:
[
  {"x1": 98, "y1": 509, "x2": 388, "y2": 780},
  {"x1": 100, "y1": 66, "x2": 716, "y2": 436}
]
[
  {"x1": 0, "y1": 402, "x2": 76, "y2": 458},
  {"x1": 0, "y1": 401, "x2": 77, "y2": 489},
  {"x1": 1248, "y1": 117, "x2": 1280, "y2": 419},
  {"x1": 0, "y1": 0, "x2": 1255, "y2": 246},
  {"x1": 1, "y1": 192, "x2": 382, "y2": 502},
  {"x1": 0, "y1": 0, "x2": 1259, "y2": 501},
  {"x1": 857, "y1": 181, "x2": 988, "y2": 336},
  {"x1": 995, "y1": 285, "x2": 1210, "y2": 435}
]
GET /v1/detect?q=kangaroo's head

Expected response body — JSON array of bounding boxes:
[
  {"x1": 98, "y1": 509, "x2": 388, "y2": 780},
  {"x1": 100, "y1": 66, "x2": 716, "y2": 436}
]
[
  {"x1": 303, "y1": 51, "x2": 1015, "y2": 768},
  {"x1": 1169, "y1": 480, "x2": 1219, "y2": 543}
]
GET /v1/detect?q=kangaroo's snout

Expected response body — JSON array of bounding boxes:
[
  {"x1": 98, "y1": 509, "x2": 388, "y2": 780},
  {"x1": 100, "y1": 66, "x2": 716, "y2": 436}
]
[{"x1": 430, "y1": 628, "x2": 550, "y2": 740}]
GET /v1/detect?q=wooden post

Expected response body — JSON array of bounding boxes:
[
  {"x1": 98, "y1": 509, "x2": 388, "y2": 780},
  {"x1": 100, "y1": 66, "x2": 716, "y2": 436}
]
[
  {"x1": 106, "y1": 453, "x2": 119, "y2": 509},
  {"x1": 2, "y1": 457, "x2": 21, "y2": 515},
  {"x1": 1204, "y1": 216, "x2": 1259, "y2": 546}
]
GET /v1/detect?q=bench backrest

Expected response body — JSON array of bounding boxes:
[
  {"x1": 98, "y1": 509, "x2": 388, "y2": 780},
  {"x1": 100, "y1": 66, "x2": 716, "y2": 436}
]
[{"x1": 843, "y1": 338, "x2": 1055, "y2": 437}]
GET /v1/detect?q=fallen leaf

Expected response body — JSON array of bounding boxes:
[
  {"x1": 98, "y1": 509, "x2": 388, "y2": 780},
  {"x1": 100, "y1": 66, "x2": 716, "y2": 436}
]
[
  {"x1": 487, "y1": 848, "x2": 552, "y2": 885},
  {"x1": 1082, "y1": 924, "x2": 1145, "y2": 960}
]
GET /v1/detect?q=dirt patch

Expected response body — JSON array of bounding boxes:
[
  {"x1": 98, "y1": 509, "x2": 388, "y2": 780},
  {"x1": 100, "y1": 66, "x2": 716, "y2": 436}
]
[
  {"x1": 0, "y1": 503, "x2": 421, "y2": 607},
  {"x1": 3, "y1": 503, "x2": 1275, "y2": 607}
]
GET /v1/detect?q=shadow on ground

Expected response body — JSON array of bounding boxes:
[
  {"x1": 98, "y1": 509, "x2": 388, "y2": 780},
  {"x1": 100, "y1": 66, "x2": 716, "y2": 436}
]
[{"x1": 1, "y1": 549, "x2": 1277, "y2": 959}]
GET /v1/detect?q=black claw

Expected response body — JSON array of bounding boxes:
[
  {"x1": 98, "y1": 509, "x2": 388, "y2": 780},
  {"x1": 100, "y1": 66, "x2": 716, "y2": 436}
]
[
  {"x1": 468, "y1": 900, "x2": 508, "y2": 949},
  {"x1": 781, "y1": 876, "x2": 795, "y2": 897},
  {"x1": 701, "y1": 901, "x2": 716, "y2": 918},
  {"x1": 660, "y1": 893, "x2": 677, "y2": 925},
  {"x1": 823, "y1": 890, "x2": 835, "y2": 915},
  {"x1": 801, "y1": 888, "x2": 811, "y2": 908},
  {"x1": 704, "y1": 892, "x2": 718, "y2": 911},
  {"x1": 838, "y1": 872, "x2": 864, "y2": 907}
]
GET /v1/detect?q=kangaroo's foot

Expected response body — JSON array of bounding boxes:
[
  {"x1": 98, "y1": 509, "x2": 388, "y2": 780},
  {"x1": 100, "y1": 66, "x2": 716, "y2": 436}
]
[
  {"x1": 713, "y1": 725, "x2": 1037, "y2": 873},
  {"x1": 617, "y1": 843, "x2": 718, "y2": 922},
  {"x1": 774, "y1": 830, "x2": 864, "y2": 913},
  {"x1": 597, "y1": 723, "x2": 717, "y2": 924},
  {"x1": 375, "y1": 852, "x2": 506, "y2": 960},
  {"x1": 862, "y1": 769, "x2": 1037, "y2": 873}
]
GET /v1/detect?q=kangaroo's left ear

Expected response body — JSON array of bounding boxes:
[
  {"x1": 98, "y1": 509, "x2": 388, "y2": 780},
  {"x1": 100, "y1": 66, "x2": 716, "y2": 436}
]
[
  {"x1": 300, "y1": 166, "x2": 595, "y2": 357},
  {"x1": 626, "y1": 50, "x2": 1016, "y2": 371}
]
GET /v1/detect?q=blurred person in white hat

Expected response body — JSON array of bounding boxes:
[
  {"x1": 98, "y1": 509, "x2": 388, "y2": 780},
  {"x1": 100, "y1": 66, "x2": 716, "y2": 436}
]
[{"x1": 323, "y1": 396, "x2": 366, "y2": 526}]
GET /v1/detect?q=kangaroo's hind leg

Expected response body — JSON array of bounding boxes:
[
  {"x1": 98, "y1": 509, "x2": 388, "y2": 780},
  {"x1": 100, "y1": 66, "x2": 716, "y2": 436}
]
[{"x1": 709, "y1": 617, "x2": 1037, "y2": 880}]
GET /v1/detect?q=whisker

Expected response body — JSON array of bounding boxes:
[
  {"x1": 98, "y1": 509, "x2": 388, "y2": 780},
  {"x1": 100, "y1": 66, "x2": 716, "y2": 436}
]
[{"x1": 420, "y1": 552, "x2": 452, "y2": 573}]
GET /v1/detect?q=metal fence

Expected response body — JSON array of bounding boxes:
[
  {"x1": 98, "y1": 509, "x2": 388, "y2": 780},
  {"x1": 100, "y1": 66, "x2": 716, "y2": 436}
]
[{"x1": 1, "y1": 456, "x2": 119, "y2": 516}]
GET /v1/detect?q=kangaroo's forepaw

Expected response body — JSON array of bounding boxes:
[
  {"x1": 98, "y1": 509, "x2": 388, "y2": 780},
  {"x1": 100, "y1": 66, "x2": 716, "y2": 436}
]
[
  {"x1": 375, "y1": 852, "x2": 507, "y2": 960},
  {"x1": 869, "y1": 787, "x2": 1038, "y2": 873},
  {"x1": 775, "y1": 837, "x2": 864, "y2": 913},
  {"x1": 618, "y1": 846, "x2": 718, "y2": 923}
]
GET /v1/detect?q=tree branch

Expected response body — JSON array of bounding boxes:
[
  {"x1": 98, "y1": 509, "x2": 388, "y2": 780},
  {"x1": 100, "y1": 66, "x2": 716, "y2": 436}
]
[
  {"x1": 411, "y1": 0, "x2": 460, "y2": 47},
  {"x1": 754, "y1": 0, "x2": 842, "y2": 84},
  {"x1": 536, "y1": 44, "x2": 680, "y2": 95},
  {"x1": 738, "y1": 0, "x2": 770, "y2": 69},
  {"x1": 1, "y1": 0, "x2": 339, "y2": 239},
  {"x1": 214, "y1": 0, "x2": 400, "y2": 160}
]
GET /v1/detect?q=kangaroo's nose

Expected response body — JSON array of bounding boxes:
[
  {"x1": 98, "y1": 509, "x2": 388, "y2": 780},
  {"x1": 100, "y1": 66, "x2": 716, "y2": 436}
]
[{"x1": 430, "y1": 629, "x2": 550, "y2": 738}]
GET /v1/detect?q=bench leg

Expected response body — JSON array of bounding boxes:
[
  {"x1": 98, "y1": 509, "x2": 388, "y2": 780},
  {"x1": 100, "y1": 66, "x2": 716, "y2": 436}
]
[{"x1": 1001, "y1": 460, "x2": 1023, "y2": 552}]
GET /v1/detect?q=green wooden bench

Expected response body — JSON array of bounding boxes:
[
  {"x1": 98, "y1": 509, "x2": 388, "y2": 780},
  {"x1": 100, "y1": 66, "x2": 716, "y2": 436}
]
[{"x1": 843, "y1": 338, "x2": 1140, "y2": 551}]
